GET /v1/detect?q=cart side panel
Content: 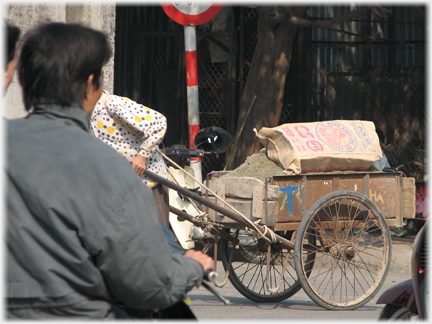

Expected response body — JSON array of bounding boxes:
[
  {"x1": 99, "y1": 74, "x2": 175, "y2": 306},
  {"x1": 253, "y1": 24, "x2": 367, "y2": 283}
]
[
  {"x1": 366, "y1": 173, "x2": 401, "y2": 225},
  {"x1": 204, "y1": 176, "x2": 278, "y2": 224},
  {"x1": 205, "y1": 196, "x2": 278, "y2": 224},
  {"x1": 207, "y1": 176, "x2": 278, "y2": 200},
  {"x1": 272, "y1": 172, "x2": 407, "y2": 228},
  {"x1": 402, "y1": 177, "x2": 416, "y2": 219},
  {"x1": 205, "y1": 172, "x2": 412, "y2": 229},
  {"x1": 274, "y1": 174, "x2": 368, "y2": 224}
]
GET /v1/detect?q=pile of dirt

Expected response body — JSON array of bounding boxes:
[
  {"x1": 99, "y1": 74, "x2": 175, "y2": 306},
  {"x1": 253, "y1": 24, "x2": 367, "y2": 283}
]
[
  {"x1": 220, "y1": 150, "x2": 287, "y2": 183},
  {"x1": 219, "y1": 150, "x2": 381, "y2": 183}
]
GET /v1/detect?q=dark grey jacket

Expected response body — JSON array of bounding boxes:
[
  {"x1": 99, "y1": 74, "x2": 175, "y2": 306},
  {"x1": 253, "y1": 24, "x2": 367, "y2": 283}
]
[{"x1": 6, "y1": 104, "x2": 203, "y2": 318}]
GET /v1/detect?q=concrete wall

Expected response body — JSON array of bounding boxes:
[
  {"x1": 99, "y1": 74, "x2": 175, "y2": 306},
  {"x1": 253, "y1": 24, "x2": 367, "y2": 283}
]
[{"x1": 3, "y1": 3, "x2": 116, "y2": 119}]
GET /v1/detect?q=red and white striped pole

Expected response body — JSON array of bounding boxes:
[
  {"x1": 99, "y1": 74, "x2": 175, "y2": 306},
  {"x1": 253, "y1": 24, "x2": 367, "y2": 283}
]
[
  {"x1": 161, "y1": 2, "x2": 222, "y2": 187},
  {"x1": 184, "y1": 25, "x2": 202, "y2": 186}
]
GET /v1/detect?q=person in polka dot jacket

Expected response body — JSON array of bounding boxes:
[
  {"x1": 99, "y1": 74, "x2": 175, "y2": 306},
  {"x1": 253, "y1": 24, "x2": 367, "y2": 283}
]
[{"x1": 90, "y1": 90, "x2": 170, "y2": 227}]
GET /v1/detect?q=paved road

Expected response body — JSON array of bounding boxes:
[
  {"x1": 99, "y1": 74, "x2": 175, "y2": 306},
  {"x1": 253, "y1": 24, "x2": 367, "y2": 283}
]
[
  {"x1": 189, "y1": 264, "x2": 410, "y2": 320},
  {"x1": 188, "y1": 237, "x2": 414, "y2": 320}
]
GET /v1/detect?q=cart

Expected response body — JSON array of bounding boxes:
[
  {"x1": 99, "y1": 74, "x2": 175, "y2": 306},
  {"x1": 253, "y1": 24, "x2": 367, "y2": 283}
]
[{"x1": 144, "y1": 169, "x2": 416, "y2": 310}]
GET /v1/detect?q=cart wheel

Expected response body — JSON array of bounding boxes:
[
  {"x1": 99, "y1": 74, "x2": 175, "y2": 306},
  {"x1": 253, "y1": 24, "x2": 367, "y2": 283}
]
[
  {"x1": 294, "y1": 190, "x2": 392, "y2": 310},
  {"x1": 219, "y1": 228, "x2": 316, "y2": 302}
]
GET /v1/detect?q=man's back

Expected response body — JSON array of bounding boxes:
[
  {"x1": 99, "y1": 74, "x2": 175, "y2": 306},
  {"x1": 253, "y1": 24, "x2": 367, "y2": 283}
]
[{"x1": 6, "y1": 104, "x2": 203, "y2": 318}]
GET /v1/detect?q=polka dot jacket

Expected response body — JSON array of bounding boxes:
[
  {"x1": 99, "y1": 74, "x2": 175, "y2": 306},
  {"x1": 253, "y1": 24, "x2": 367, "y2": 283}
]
[{"x1": 90, "y1": 90, "x2": 168, "y2": 188}]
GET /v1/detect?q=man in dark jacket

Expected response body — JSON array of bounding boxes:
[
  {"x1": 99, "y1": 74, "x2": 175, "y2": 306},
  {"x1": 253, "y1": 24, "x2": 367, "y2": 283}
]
[{"x1": 6, "y1": 22, "x2": 213, "y2": 319}]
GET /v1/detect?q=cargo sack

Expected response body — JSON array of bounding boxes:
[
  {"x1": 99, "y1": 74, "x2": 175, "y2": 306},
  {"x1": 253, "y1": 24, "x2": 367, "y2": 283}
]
[{"x1": 254, "y1": 120, "x2": 382, "y2": 175}]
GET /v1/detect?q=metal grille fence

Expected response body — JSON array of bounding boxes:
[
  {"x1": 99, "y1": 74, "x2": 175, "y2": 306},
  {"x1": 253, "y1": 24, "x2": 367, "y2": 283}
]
[
  {"x1": 115, "y1": 5, "x2": 426, "y2": 180},
  {"x1": 309, "y1": 5, "x2": 426, "y2": 179},
  {"x1": 321, "y1": 73, "x2": 425, "y2": 177},
  {"x1": 241, "y1": 7, "x2": 257, "y2": 87},
  {"x1": 115, "y1": 6, "x2": 236, "y2": 177},
  {"x1": 195, "y1": 27, "x2": 236, "y2": 175}
]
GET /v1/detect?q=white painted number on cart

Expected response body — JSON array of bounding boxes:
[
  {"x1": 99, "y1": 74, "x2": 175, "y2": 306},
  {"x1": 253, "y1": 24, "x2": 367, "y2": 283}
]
[{"x1": 369, "y1": 190, "x2": 384, "y2": 204}]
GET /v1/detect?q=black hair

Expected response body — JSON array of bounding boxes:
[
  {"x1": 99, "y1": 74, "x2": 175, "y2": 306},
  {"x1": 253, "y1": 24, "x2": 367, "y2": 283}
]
[
  {"x1": 5, "y1": 21, "x2": 20, "y2": 70},
  {"x1": 18, "y1": 22, "x2": 112, "y2": 111}
]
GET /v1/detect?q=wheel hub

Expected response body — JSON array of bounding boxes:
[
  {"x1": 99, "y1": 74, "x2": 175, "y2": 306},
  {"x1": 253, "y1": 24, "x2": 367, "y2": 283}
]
[
  {"x1": 330, "y1": 243, "x2": 355, "y2": 261},
  {"x1": 257, "y1": 238, "x2": 270, "y2": 253}
]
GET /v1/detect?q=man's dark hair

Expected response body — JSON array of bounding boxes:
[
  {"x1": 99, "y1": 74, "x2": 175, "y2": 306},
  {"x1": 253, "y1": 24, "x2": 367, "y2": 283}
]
[
  {"x1": 18, "y1": 22, "x2": 112, "y2": 111},
  {"x1": 5, "y1": 21, "x2": 20, "y2": 70}
]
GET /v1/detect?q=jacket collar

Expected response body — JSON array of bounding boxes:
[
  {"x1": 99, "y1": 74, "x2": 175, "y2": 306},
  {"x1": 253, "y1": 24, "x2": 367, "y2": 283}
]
[{"x1": 30, "y1": 103, "x2": 91, "y2": 132}]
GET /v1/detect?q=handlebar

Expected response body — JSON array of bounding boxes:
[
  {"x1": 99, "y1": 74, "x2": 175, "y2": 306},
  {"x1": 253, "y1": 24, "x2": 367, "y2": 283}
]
[
  {"x1": 204, "y1": 269, "x2": 217, "y2": 282},
  {"x1": 163, "y1": 146, "x2": 205, "y2": 158}
]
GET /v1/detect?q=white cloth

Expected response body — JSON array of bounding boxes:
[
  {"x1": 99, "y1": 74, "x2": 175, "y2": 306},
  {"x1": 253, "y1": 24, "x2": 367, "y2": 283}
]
[
  {"x1": 375, "y1": 150, "x2": 390, "y2": 170},
  {"x1": 90, "y1": 91, "x2": 168, "y2": 187}
]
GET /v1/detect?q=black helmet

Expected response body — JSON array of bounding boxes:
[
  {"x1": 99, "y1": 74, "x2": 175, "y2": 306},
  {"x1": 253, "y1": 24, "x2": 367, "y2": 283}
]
[{"x1": 194, "y1": 126, "x2": 233, "y2": 154}]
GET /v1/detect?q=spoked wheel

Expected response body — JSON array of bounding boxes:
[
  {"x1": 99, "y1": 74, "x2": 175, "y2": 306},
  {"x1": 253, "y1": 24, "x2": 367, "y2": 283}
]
[
  {"x1": 294, "y1": 190, "x2": 392, "y2": 310},
  {"x1": 219, "y1": 228, "x2": 315, "y2": 302}
]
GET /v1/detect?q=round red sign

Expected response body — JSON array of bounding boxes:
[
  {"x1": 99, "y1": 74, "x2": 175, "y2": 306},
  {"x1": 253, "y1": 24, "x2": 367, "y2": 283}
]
[{"x1": 161, "y1": 2, "x2": 223, "y2": 26}]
